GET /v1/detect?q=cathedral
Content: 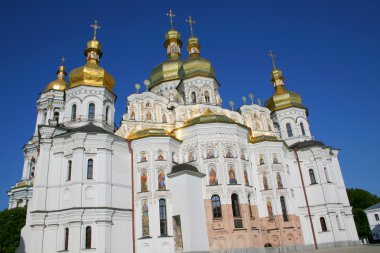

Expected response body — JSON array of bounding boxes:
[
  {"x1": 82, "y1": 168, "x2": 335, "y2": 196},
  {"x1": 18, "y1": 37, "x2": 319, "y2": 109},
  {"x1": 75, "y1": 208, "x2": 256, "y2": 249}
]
[{"x1": 9, "y1": 13, "x2": 360, "y2": 253}]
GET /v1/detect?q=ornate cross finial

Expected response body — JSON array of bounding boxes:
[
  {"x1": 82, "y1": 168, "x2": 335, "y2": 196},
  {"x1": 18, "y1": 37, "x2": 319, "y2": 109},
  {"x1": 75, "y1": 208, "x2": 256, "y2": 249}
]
[
  {"x1": 166, "y1": 9, "x2": 175, "y2": 29},
  {"x1": 268, "y1": 50, "x2": 277, "y2": 69},
  {"x1": 60, "y1": 56, "x2": 65, "y2": 66},
  {"x1": 90, "y1": 20, "x2": 101, "y2": 39},
  {"x1": 185, "y1": 16, "x2": 196, "y2": 37}
]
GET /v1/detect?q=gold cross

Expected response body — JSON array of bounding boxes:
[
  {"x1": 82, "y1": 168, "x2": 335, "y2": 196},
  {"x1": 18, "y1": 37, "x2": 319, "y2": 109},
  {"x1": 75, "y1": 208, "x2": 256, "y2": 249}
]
[
  {"x1": 91, "y1": 20, "x2": 101, "y2": 39},
  {"x1": 167, "y1": 9, "x2": 175, "y2": 29},
  {"x1": 268, "y1": 50, "x2": 277, "y2": 69},
  {"x1": 185, "y1": 16, "x2": 196, "y2": 37},
  {"x1": 60, "y1": 56, "x2": 65, "y2": 66}
]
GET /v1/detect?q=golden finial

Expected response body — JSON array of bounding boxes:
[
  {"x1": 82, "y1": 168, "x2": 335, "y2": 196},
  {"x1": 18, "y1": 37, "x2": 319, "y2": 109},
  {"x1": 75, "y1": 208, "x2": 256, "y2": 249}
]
[
  {"x1": 268, "y1": 50, "x2": 277, "y2": 70},
  {"x1": 166, "y1": 9, "x2": 175, "y2": 30},
  {"x1": 185, "y1": 16, "x2": 196, "y2": 37},
  {"x1": 257, "y1": 98, "x2": 262, "y2": 106},
  {"x1": 229, "y1": 100, "x2": 234, "y2": 110},
  {"x1": 248, "y1": 93, "x2": 254, "y2": 105},
  {"x1": 135, "y1": 83, "x2": 141, "y2": 94},
  {"x1": 242, "y1": 96, "x2": 247, "y2": 105},
  {"x1": 143, "y1": 80, "x2": 150, "y2": 91},
  {"x1": 90, "y1": 20, "x2": 101, "y2": 39}
]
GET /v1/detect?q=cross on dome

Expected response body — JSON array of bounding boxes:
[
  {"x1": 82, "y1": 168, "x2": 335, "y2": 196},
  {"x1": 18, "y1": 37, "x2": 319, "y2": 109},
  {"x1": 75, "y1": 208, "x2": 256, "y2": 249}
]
[
  {"x1": 91, "y1": 20, "x2": 101, "y2": 39},
  {"x1": 185, "y1": 16, "x2": 196, "y2": 37},
  {"x1": 166, "y1": 9, "x2": 175, "y2": 29},
  {"x1": 268, "y1": 50, "x2": 277, "y2": 70},
  {"x1": 60, "y1": 56, "x2": 65, "y2": 66}
]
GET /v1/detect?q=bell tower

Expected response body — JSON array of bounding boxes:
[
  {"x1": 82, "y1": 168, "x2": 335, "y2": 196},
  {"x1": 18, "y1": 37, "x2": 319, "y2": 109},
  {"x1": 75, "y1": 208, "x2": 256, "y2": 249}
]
[{"x1": 265, "y1": 51, "x2": 312, "y2": 145}]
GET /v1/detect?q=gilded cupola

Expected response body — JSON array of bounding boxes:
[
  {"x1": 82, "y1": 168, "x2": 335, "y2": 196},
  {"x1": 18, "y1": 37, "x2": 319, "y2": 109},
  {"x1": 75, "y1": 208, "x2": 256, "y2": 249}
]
[
  {"x1": 149, "y1": 10, "x2": 184, "y2": 89},
  {"x1": 265, "y1": 51, "x2": 304, "y2": 112},
  {"x1": 179, "y1": 16, "x2": 215, "y2": 80},
  {"x1": 44, "y1": 57, "x2": 68, "y2": 92},
  {"x1": 69, "y1": 20, "x2": 115, "y2": 91}
]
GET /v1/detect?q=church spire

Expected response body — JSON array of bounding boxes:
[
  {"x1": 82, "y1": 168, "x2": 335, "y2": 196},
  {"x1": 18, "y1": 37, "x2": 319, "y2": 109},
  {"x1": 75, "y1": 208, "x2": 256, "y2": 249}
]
[
  {"x1": 268, "y1": 50, "x2": 285, "y2": 89},
  {"x1": 185, "y1": 16, "x2": 201, "y2": 58},
  {"x1": 164, "y1": 10, "x2": 182, "y2": 60},
  {"x1": 44, "y1": 57, "x2": 67, "y2": 92},
  {"x1": 84, "y1": 20, "x2": 103, "y2": 64}
]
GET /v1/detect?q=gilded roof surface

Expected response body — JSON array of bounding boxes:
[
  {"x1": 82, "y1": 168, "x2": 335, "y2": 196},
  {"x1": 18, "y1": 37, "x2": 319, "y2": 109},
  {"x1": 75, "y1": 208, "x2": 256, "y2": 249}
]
[
  {"x1": 179, "y1": 56, "x2": 215, "y2": 80},
  {"x1": 127, "y1": 128, "x2": 178, "y2": 141},
  {"x1": 184, "y1": 109, "x2": 235, "y2": 127},
  {"x1": 265, "y1": 86, "x2": 304, "y2": 112}
]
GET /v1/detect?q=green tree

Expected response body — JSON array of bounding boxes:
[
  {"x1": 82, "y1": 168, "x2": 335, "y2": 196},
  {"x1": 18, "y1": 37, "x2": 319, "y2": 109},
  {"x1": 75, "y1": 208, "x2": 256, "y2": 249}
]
[
  {"x1": 0, "y1": 207, "x2": 26, "y2": 253},
  {"x1": 347, "y1": 188, "x2": 380, "y2": 238}
]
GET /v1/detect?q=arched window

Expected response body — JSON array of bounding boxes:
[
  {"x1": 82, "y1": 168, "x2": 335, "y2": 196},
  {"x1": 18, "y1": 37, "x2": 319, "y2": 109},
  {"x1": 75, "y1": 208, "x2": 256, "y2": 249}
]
[
  {"x1": 276, "y1": 172, "x2": 283, "y2": 188},
  {"x1": 300, "y1": 122, "x2": 306, "y2": 136},
  {"x1": 30, "y1": 158, "x2": 36, "y2": 178},
  {"x1": 53, "y1": 112, "x2": 60, "y2": 122},
  {"x1": 88, "y1": 103, "x2": 95, "y2": 120},
  {"x1": 320, "y1": 217, "x2": 327, "y2": 232},
  {"x1": 263, "y1": 175, "x2": 269, "y2": 190},
  {"x1": 105, "y1": 106, "x2": 109, "y2": 123},
  {"x1": 211, "y1": 195, "x2": 222, "y2": 219},
  {"x1": 247, "y1": 195, "x2": 253, "y2": 218},
  {"x1": 231, "y1": 194, "x2": 241, "y2": 217},
  {"x1": 231, "y1": 194, "x2": 243, "y2": 228},
  {"x1": 16, "y1": 199, "x2": 23, "y2": 208},
  {"x1": 42, "y1": 111, "x2": 47, "y2": 125},
  {"x1": 204, "y1": 91, "x2": 210, "y2": 103},
  {"x1": 71, "y1": 104, "x2": 77, "y2": 121},
  {"x1": 324, "y1": 167, "x2": 331, "y2": 183},
  {"x1": 286, "y1": 123, "x2": 293, "y2": 137},
  {"x1": 67, "y1": 160, "x2": 72, "y2": 181},
  {"x1": 64, "y1": 228, "x2": 69, "y2": 250},
  {"x1": 159, "y1": 199, "x2": 167, "y2": 236},
  {"x1": 87, "y1": 159, "x2": 93, "y2": 179},
  {"x1": 280, "y1": 196, "x2": 289, "y2": 221},
  {"x1": 191, "y1": 92, "x2": 196, "y2": 103},
  {"x1": 309, "y1": 169, "x2": 317, "y2": 184},
  {"x1": 85, "y1": 226, "x2": 92, "y2": 249}
]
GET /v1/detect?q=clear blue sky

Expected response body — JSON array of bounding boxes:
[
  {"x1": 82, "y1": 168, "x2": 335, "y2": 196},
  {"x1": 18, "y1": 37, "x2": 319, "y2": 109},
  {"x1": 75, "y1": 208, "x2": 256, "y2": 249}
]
[{"x1": 0, "y1": 0, "x2": 379, "y2": 209}]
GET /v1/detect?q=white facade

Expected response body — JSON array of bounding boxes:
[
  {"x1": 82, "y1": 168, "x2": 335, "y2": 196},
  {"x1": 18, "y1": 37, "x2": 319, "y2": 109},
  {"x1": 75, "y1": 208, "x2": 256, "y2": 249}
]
[
  {"x1": 10, "y1": 24, "x2": 360, "y2": 253},
  {"x1": 364, "y1": 203, "x2": 380, "y2": 241}
]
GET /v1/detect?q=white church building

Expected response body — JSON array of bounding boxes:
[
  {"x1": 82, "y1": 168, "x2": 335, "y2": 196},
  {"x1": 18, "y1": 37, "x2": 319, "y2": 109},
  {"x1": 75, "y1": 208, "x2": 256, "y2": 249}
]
[{"x1": 8, "y1": 16, "x2": 360, "y2": 253}]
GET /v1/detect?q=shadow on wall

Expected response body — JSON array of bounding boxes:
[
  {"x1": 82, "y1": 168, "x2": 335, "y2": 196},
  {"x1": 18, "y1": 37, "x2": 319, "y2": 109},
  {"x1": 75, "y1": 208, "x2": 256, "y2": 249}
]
[{"x1": 16, "y1": 236, "x2": 25, "y2": 253}]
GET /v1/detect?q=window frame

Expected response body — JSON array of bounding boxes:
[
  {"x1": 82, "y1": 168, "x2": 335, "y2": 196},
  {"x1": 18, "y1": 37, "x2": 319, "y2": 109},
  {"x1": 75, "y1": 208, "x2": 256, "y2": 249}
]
[
  {"x1": 159, "y1": 199, "x2": 168, "y2": 236},
  {"x1": 85, "y1": 226, "x2": 92, "y2": 249},
  {"x1": 211, "y1": 195, "x2": 222, "y2": 219},
  {"x1": 280, "y1": 196, "x2": 289, "y2": 222},
  {"x1": 320, "y1": 217, "x2": 328, "y2": 232},
  {"x1": 286, "y1": 123, "x2": 293, "y2": 137},
  {"x1": 87, "y1": 159, "x2": 94, "y2": 180},
  {"x1": 88, "y1": 103, "x2": 95, "y2": 120},
  {"x1": 64, "y1": 227, "x2": 69, "y2": 251},
  {"x1": 309, "y1": 169, "x2": 317, "y2": 184},
  {"x1": 67, "y1": 160, "x2": 72, "y2": 181},
  {"x1": 71, "y1": 104, "x2": 77, "y2": 121}
]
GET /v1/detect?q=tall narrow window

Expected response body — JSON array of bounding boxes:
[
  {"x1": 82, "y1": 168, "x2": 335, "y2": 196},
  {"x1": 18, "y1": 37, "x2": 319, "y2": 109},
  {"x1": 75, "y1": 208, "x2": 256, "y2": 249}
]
[
  {"x1": 280, "y1": 196, "x2": 289, "y2": 221},
  {"x1": 300, "y1": 122, "x2": 306, "y2": 136},
  {"x1": 324, "y1": 167, "x2": 331, "y2": 183},
  {"x1": 88, "y1": 103, "x2": 95, "y2": 120},
  {"x1": 204, "y1": 91, "x2": 210, "y2": 103},
  {"x1": 54, "y1": 112, "x2": 60, "y2": 122},
  {"x1": 67, "y1": 160, "x2": 72, "y2": 181},
  {"x1": 64, "y1": 228, "x2": 69, "y2": 250},
  {"x1": 231, "y1": 194, "x2": 243, "y2": 228},
  {"x1": 105, "y1": 106, "x2": 109, "y2": 123},
  {"x1": 71, "y1": 104, "x2": 77, "y2": 121},
  {"x1": 320, "y1": 217, "x2": 327, "y2": 232},
  {"x1": 42, "y1": 111, "x2": 47, "y2": 125},
  {"x1": 375, "y1": 214, "x2": 379, "y2": 221},
  {"x1": 286, "y1": 123, "x2": 293, "y2": 137},
  {"x1": 85, "y1": 226, "x2": 91, "y2": 249},
  {"x1": 30, "y1": 158, "x2": 36, "y2": 178},
  {"x1": 211, "y1": 195, "x2": 222, "y2": 219},
  {"x1": 309, "y1": 169, "x2": 317, "y2": 184},
  {"x1": 159, "y1": 199, "x2": 167, "y2": 236},
  {"x1": 247, "y1": 195, "x2": 253, "y2": 218},
  {"x1": 87, "y1": 159, "x2": 93, "y2": 179},
  {"x1": 336, "y1": 215, "x2": 342, "y2": 229},
  {"x1": 191, "y1": 92, "x2": 196, "y2": 104}
]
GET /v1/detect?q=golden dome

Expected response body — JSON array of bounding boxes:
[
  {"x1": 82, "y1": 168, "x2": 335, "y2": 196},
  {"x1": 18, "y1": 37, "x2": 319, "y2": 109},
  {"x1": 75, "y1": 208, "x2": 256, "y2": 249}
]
[
  {"x1": 265, "y1": 68, "x2": 305, "y2": 112},
  {"x1": 149, "y1": 29, "x2": 183, "y2": 88},
  {"x1": 69, "y1": 38, "x2": 115, "y2": 90},
  {"x1": 179, "y1": 36, "x2": 215, "y2": 80},
  {"x1": 45, "y1": 65, "x2": 67, "y2": 92}
]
